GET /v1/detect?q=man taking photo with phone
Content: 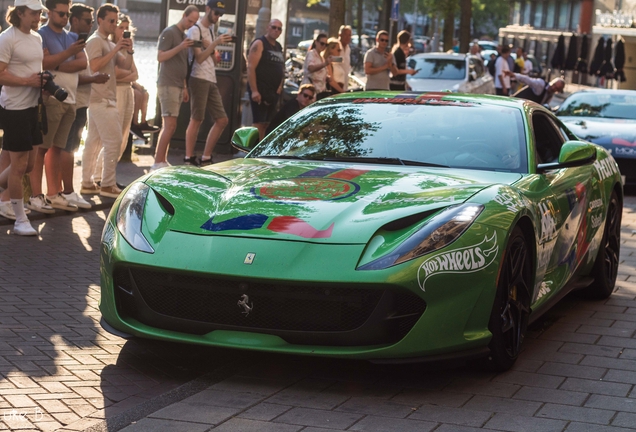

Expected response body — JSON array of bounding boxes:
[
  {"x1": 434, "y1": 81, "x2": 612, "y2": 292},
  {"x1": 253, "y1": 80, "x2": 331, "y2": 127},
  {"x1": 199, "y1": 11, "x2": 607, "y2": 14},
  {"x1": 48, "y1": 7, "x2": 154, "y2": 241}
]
[
  {"x1": 80, "y1": 3, "x2": 132, "y2": 199},
  {"x1": 247, "y1": 18, "x2": 284, "y2": 141},
  {"x1": 151, "y1": 4, "x2": 199, "y2": 171},
  {"x1": 183, "y1": 0, "x2": 232, "y2": 166},
  {"x1": 27, "y1": 0, "x2": 87, "y2": 215}
]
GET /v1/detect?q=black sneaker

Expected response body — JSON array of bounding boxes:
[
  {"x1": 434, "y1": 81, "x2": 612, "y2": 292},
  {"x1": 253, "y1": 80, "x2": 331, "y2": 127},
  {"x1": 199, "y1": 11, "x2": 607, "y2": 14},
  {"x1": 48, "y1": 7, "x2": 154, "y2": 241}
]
[
  {"x1": 140, "y1": 122, "x2": 160, "y2": 133},
  {"x1": 184, "y1": 156, "x2": 200, "y2": 166},
  {"x1": 199, "y1": 156, "x2": 213, "y2": 167}
]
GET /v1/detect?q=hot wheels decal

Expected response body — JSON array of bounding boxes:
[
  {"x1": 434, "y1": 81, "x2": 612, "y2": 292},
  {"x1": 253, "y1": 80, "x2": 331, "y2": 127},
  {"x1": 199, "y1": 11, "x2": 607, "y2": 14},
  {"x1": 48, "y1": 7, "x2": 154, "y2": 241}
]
[
  {"x1": 593, "y1": 157, "x2": 619, "y2": 181},
  {"x1": 494, "y1": 190, "x2": 523, "y2": 213},
  {"x1": 538, "y1": 200, "x2": 557, "y2": 243},
  {"x1": 417, "y1": 232, "x2": 499, "y2": 291}
]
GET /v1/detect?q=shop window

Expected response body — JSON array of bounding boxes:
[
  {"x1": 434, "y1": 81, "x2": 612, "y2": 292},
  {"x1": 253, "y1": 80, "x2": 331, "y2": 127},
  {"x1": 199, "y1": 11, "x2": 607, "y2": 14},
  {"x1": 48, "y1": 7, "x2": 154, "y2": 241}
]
[
  {"x1": 558, "y1": 1, "x2": 571, "y2": 29},
  {"x1": 545, "y1": 0, "x2": 556, "y2": 28},
  {"x1": 513, "y1": 2, "x2": 521, "y2": 25},
  {"x1": 570, "y1": 1, "x2": 580, "y2": 30},
  {"x1": 534, "y1": 1, "x2": 544, "y2": 27},
  {"x1": 523, "y1": 1, "x2": 532, "y2": 24}
]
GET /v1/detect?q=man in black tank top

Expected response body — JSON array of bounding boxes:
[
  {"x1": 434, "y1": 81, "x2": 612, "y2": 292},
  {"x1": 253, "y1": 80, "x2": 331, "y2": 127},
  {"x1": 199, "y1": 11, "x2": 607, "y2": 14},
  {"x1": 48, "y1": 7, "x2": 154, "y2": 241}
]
[{"x1": 247, "y1": 19, "x2": 285, "y2": 140}]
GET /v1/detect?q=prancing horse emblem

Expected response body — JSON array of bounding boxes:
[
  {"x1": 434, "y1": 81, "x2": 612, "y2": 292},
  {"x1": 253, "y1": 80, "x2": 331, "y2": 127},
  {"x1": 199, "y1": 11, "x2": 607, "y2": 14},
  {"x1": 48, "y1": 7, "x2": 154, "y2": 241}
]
[{"x1": 237, "y1": 294, "x2": 253, "y2": 316}]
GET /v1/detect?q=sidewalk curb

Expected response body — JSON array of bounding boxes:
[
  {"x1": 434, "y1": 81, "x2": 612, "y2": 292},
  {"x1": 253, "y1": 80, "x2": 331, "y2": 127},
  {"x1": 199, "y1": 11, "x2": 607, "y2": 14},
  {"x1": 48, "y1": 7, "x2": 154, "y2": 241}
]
[
  {"x1": 0, "y1": 197, "x2": 115, "y2": 227},
  {"x1": 69, "y1": 362, "x2": 249, "y2": 432}
]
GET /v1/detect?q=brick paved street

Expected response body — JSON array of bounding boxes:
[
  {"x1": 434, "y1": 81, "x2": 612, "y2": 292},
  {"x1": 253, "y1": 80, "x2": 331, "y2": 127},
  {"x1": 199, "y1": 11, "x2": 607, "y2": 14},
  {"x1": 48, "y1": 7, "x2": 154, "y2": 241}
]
[{"x1": 2, "y1": 166, "x2": 636, "y2": 431}]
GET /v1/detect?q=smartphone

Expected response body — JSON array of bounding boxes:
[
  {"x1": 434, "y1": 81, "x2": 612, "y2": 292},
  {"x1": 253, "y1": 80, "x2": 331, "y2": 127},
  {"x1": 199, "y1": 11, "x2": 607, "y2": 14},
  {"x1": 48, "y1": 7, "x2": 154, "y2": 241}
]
[
  {"x1": 331, "y1": 56, "x2": 343, "y2": 63},
  {"x1": 123, "y1": 31, "x2": 131, "y2": 39},
  {"x1": 77, "y1": 32, "x2": 88, "y2": 43},
  {"x1": 192, "y1": 39, "x2": 203, "y2": 48},
  {"x1": 229, "y1": 35, "x2": 237, "y2": 43}
]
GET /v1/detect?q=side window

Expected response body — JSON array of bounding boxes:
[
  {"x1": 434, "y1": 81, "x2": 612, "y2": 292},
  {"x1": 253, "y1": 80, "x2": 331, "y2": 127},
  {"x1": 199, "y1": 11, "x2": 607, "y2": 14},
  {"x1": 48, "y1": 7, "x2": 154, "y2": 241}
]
[{"x1": 532, "y1": 113, "x2": 565, "y2": 164}]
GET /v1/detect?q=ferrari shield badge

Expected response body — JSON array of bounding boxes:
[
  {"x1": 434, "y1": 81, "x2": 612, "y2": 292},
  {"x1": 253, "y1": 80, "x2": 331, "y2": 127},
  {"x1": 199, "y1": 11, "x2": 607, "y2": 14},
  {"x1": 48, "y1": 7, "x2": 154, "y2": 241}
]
[{"x1": 244, "y1": 253, "x2": 255, "y2": 264}]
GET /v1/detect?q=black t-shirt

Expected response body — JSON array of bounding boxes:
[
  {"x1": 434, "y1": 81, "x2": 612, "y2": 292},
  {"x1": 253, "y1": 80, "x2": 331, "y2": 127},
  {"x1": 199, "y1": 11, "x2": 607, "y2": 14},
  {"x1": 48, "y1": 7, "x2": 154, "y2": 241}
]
[
  {"x1": 250, "y1": 36, "x2": 285, "y2": 105},
  {"x1": 266, "y1": 99, "x2": 301, "y2": 135},
  {"x1": 391, "y1": 47, "x2": 407, "y2": 85}
]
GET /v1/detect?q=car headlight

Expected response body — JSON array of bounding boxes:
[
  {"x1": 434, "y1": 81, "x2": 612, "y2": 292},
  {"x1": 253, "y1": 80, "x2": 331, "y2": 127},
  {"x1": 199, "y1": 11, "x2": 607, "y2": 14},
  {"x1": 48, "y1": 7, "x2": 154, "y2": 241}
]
[
  {"x1": 116, "y1": 182, "x2": 154, "y2": 253},
  {"x1": 358, "y1": 203, "x2": 484, "y2": 270}
]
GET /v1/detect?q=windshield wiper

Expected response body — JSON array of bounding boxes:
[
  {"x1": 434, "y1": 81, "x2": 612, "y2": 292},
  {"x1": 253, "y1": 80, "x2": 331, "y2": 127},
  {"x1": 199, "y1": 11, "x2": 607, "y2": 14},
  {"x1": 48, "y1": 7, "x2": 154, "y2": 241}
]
[{"x1": 322, "y1": 156, "x2": 449, "y2": 168}]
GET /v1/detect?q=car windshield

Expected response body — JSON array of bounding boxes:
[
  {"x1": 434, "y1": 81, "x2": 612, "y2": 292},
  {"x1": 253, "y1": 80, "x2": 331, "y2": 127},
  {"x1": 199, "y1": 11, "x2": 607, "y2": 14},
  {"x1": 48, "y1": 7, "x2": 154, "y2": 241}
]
[
  {"x1": 409, "y1": 58, "x2": 466, "y2": 80},
  {"x1": 556, "y1": 93, "x2": 636, "y2": 120},
  {"x1": 250, "y1": 99, "x2": 527, "y2": 173}
]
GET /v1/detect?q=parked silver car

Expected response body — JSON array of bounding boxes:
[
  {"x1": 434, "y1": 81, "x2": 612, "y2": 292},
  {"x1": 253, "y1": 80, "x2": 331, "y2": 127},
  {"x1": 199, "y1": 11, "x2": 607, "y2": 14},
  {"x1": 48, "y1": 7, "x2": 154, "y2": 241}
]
[{"x1": 406, "y1": 53, "x2": 495, "y2": 94}]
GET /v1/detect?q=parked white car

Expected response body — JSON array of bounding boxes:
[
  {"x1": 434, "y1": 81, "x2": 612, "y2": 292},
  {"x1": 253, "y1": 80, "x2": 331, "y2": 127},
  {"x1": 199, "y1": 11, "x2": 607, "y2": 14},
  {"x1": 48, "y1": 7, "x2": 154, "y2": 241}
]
[{"x1": 405, "y1": 53, "x2": 495, "y2": 94}]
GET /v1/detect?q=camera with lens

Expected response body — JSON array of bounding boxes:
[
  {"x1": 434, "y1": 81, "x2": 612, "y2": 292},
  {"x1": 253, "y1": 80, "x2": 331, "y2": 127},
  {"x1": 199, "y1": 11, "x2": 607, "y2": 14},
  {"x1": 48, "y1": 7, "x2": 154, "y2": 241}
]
[{"x1": 40, "y1": 71, "x2": 68, "y2": 102}]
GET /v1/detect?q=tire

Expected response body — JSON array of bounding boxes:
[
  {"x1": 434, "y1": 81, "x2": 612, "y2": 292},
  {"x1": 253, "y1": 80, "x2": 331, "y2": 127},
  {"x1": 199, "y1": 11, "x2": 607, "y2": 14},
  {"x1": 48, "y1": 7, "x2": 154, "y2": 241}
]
[
  {"x1": 580, "y1": 190, "x2": 622, "y2": 300},
  {"x1": 486, "y1": 226, "x2": 532, "y2": 371}
]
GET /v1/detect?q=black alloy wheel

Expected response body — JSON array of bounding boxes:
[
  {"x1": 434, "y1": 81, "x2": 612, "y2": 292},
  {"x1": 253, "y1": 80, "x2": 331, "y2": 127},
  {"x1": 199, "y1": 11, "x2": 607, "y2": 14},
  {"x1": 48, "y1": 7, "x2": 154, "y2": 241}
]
[
  {"x1": 582, "y1": 190, "x2": 622, "y2": 299},
  {"x1": 486, "y1": 227, "x2": 531, "y2": 371}
]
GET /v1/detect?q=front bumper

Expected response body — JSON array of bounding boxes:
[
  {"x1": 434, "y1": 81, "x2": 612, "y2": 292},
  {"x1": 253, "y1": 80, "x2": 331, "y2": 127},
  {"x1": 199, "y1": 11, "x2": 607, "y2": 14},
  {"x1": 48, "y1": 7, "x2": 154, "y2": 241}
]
[{"x1": 100, "y1": 220, "x2": 504, "y2": 361}]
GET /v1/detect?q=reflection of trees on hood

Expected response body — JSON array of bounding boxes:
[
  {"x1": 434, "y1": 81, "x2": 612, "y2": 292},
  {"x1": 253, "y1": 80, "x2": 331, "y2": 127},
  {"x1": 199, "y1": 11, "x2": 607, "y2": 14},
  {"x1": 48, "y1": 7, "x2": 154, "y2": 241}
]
[{"x1": 260, "y1": 105, "x2": 379, "y2": 158}]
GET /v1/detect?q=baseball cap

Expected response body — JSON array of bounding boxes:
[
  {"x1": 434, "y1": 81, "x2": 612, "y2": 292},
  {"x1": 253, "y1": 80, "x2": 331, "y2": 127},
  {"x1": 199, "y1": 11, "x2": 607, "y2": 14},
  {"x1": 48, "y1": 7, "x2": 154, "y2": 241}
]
[
  {"x1": 14, "y1": 0, "x2": 47, "y2": 11},
  {"x1": 206, "y1": 0, "x2": 225, "y2": 12}
]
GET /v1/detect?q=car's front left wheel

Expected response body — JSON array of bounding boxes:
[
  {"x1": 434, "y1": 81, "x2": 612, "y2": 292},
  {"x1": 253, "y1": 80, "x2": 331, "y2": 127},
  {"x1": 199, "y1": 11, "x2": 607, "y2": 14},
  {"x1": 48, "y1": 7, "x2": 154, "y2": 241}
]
[{"x1": 486, "y1": 226, "x2": 531, "y2": 371}]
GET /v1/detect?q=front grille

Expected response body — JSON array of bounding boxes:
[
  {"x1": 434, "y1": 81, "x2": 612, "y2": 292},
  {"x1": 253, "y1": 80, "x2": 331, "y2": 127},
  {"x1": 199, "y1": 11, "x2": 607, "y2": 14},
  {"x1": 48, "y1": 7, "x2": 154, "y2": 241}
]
[{"x1": 113, "y1": 266, "x2": 426, "y2": 346}]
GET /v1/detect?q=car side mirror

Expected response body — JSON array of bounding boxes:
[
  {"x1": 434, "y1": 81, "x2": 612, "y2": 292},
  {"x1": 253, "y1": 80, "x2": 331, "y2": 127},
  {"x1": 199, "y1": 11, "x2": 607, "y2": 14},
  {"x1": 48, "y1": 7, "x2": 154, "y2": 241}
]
[
  {"x1": 537, "y1": 140, "x2": 597, "y2": 173},
  {"x1": 231, "y1": 127, "x2": 259, "y2": 153}
]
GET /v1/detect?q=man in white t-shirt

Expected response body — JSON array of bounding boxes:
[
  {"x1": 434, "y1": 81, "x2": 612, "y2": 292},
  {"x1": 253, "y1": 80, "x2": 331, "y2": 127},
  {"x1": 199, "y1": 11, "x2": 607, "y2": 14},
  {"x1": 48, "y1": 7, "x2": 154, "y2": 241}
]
[
  {"x1": 184, "y1": 0, "x2": 231, "y2": 166},
  {"x1": 338, "y1": 25, "x2": 352, "y2": 91},
  {"x1": 495, "y1": 45, "x2": 511, "y2": 96},
  {"x1": 0, "y1": 0, "x2": 48, "y2": 236}
]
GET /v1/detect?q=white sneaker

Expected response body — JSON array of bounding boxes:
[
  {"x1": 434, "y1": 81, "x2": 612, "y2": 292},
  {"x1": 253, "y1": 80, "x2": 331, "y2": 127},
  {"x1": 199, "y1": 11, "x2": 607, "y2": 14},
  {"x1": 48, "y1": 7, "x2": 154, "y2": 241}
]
[
  {"x1": 47, "y1": 193, "x2": 78, "y2": 211},
  {"x1": 27, "y1": 195, "x2": 55, "y2": 214},
  {"x1": 13, "y1": 220, "x2": 37, "y2": 236},
  {"x1": 0, "y1": 201, "x2": 15, "y2": 220},
  {"x1": 62, "y1": 191, "x2": 92, "y2": 209},
  {"x1": 150, "y1": 161, "x2": 171, "y2": 172}
]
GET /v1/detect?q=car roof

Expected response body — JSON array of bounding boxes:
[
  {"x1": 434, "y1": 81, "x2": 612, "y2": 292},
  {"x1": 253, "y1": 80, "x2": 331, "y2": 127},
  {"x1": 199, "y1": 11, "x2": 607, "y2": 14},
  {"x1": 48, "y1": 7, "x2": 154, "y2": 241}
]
[{"x1": 327, "y1": 91, "x2": 531, "y2": 109}]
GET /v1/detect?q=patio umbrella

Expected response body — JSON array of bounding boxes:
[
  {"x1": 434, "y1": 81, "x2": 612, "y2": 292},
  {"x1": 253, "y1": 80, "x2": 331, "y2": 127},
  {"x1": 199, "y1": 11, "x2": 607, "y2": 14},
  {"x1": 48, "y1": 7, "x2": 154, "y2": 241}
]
[
  {"x1": 589, "y1": 37, "x2": 605, "y2": 76},
  {"x1": 615, "y1": 38, "x2": 626, "y2": 82},
  {"x1": 599, "y1": 38, "x2": 615, "y2": 79},
  {"x1": 575, "y1": 34, "x2": 589, "y2": 73},
  {"x1": 551, "y1": 34, "x2": 566, "y2": 70},
  {"x1": 564, "y1": 34, "x2": 578, "y2": 70}
]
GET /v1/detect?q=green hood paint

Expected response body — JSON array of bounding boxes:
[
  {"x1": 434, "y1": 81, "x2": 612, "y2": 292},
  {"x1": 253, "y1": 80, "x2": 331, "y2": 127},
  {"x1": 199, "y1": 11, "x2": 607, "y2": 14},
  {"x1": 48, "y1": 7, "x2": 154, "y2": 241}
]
[{"x1": 144, "y1": 158, "x2": 522, "y2": 244}]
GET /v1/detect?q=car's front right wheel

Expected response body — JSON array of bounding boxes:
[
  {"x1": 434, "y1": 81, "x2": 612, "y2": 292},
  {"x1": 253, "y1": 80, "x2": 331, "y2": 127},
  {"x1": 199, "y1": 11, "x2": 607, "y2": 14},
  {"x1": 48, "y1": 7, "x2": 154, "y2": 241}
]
[{"x1": 486, "y1": 226, "x2": 531, "y2": 371}]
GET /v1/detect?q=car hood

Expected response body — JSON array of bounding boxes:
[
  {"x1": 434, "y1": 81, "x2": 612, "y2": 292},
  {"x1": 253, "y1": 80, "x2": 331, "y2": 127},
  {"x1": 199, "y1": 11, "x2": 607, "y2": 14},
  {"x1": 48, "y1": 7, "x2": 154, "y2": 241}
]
[
  {"x1": 144, "y1": 159, "x2": 522, "y2": 243},
  {"x1": 560, "y1": 116, "x2": 636, "y2": 155},
  {"x1": 406, "y1": 78, "x2": 464, "y2": 92}
]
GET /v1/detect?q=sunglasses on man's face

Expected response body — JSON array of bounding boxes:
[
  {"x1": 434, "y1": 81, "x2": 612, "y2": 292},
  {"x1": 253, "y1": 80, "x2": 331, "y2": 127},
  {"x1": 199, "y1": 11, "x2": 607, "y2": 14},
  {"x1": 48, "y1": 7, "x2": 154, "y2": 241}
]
[
  {"x1": 82, "y1": 18, "x2": 94, "y2": 25},
  {"x1": 379, "y1": 38, "x2": 389, "y2": 42},
  {"x1": 55, "y1": 11, "x2": 71, "y2": 18},
  {"x1": 300, "y1": 92, "x2": 313, "y2": 99},
  {"x1": 213, "y1": 10, "x2": 223, "y2": 16},
  {"x1": 270, "y1": 25, "x2": 282, "y2": 31}
]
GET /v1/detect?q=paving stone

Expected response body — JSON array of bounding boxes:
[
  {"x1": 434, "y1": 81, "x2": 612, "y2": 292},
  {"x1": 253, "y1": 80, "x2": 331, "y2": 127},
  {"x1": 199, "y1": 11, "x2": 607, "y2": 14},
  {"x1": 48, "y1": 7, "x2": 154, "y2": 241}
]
[
  {"x1": 390, "y1": 390, "x2": 472, "y2": 408},
  {"x1": 492, "y1": 370, "x2": 565, "y2": 389},
  {"x1": 274, "y1": 407, "x2": 362, "y2": 429},
  {"x1": 349, "y1": 415, "x2": 437, "y2": 432},
  {"x1": 463, "y1": 395, "x2": 541, "y2": 416},
  {"x1": 434, "y1": 425, "x2": 484, "y2": 432},
  {"x1": 237, "y1": 402, "x2": 292, "y2": 421},
  {"x1": 408, "y1": 404, "x2": 492, "y2": 427},
  {"x1": 335, "y1": 397, "x2": 415, "y2": 418},
  {"x1": 536, "y1": 403, "x2": 615, "y2": 424},
  {"x1": 181, "y1": 389, "x2": 264, "y2": 409},
  {"x1": 576, "y1": 325, "x2": 635, "y2": 338},
  {"x1": 513, "y1": 386, "x2": 589, "y2": 406},
  {"x1": 536, "y1": 362, "x2": 607, "y2": 380},
  {"x1": 603, "y1": 369, "x2": 636, "y2": 385},
  {"x1": 565, "y1": 422, "x2": 636, "y2": 432},
  {"x1": 265, "y1": 389, "x2": 350, "y2": 410},
  {"x1": 559, "y1": 343, "x2": 623, "y2": 358},
  {"x1": 585, "y1": 394, "x2": 636, "y2": 413},
  {"x1": 208, "y1": 376, "x2": 294, "y2": 396},
  {"x1": 597, "y1": 335, "x2": 636, "y2": 349},
  {"x1": 611, "y1": 411, "x2": 636, "y2": 428},
  {"x1": 483, "y1": 412, "x2": 567, "y2": 432},
  {"x1": 119, "y1": 418, "x2": 211, "y2": 432},
  {"x1": 213, "y1": 418, "x2": 302, "y2": 432},
  {"x1": 443, "y1": 380, "x2": 521, "y2": 398},
  {"x1": 148, "y1": 402, "x2": 239, "y2": 425},
  {"x1": 559, "y1": 377, "x2": 631, "y2": 397}
]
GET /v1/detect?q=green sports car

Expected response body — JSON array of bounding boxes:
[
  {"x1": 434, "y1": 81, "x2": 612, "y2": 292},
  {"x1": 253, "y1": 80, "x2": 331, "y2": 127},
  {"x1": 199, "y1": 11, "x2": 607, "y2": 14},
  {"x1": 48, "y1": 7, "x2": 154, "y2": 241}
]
[{"x1": 100, "y1": 92, "x2": 622, "y2": 370}]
